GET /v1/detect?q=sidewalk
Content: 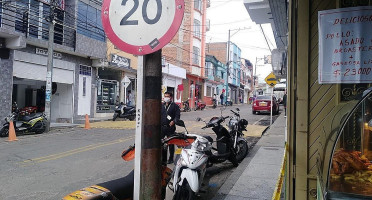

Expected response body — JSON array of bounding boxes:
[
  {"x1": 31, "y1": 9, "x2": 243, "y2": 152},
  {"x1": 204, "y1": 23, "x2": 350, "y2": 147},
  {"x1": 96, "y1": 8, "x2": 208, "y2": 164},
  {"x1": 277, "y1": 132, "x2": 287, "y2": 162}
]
[{"x1": 213, "y1": 113, "x2": 286, "y2": 200}]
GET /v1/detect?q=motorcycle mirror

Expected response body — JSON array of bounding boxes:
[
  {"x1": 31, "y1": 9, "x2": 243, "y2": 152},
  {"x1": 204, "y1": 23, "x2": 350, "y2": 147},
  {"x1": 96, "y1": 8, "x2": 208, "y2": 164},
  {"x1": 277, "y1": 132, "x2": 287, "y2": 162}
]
[
  {"x1": 175, "y1": 120, "x2": 185, "y2": 127},
  {"x1": 196, "y1": 117, "x2": 202, "y2": 122},
  {"x1": 236, "y1": 108, "x2": 240, "y2": 111}
]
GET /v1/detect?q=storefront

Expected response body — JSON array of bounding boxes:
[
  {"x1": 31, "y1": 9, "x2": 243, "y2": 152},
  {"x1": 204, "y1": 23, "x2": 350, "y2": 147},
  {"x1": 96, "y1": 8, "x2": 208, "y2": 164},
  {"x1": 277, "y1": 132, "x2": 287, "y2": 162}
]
[
  {"x1": 12, "y1": 49, "x2": 74, "y2": 123},
  {"x1": 95, "y1": 54, "x2": 136, "y2": 117},
  {"x1": 285, "y1": 2, "x2": 372, "y2": 200},
  {"x1": 228, "y1": 83, "x2": 238, "y2": 104},
  {"x1": 162, "y1": 63, "x2": 186, "y2": 104},
  {"x1": 183, "y1": 74, "x2": 205, "y2": 109}
]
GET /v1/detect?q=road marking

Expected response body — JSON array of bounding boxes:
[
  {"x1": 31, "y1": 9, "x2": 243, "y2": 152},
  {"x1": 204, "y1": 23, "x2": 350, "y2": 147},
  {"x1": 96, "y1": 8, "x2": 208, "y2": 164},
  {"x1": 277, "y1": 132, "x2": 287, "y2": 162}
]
[
  {"x1": 253, "y1": 116, "x2": 266, "y2": 125},
  {"x1": 20, "y1": 136, "x2": 134, "y2": 166}
]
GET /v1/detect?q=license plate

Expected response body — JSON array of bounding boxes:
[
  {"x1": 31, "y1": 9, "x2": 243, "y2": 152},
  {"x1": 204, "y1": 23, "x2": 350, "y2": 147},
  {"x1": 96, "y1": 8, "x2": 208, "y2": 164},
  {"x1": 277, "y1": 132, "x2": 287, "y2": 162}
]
[
  {"x1": 259, "y1": 102, "x2": 267, "y2": 106},
  {"x1": 175, "y1": 148, "x2": 182, "y2": 154}
]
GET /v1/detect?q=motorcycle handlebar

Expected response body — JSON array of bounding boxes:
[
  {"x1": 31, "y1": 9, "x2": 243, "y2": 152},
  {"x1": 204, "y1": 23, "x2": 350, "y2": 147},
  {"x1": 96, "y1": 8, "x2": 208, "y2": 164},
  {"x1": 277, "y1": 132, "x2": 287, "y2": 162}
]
[
  {"x1": 230, "y1": 110, "x2": 240, "y2": 117},
  {"x1": 162, "y1": 133, "x2": 196, "y2": 143}
]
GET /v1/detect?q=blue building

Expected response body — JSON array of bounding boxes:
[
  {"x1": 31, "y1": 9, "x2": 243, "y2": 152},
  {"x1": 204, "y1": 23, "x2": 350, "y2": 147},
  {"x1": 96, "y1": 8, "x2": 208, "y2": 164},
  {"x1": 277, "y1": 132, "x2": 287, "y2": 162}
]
[
  {"x1": 205, "y1": 55, "x2": 226, "y2": 105},
  {"x1": 227, "y1": 42, "x2": 242, "y2": 104}
]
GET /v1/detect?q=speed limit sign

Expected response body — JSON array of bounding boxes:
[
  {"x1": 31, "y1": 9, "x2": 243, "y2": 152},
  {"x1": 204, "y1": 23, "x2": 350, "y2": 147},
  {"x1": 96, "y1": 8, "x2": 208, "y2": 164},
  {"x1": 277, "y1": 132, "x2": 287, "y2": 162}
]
[{"x1": 102, "y1": 0, "x2": 185, "y2": 55}]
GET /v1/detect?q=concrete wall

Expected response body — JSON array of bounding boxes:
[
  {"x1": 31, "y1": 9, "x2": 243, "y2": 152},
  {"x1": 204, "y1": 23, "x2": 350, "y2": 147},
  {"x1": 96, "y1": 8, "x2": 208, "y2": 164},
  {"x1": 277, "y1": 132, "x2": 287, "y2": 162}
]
[{"x1": 0, "y1": 50, "x2": 14, "y2": 124}]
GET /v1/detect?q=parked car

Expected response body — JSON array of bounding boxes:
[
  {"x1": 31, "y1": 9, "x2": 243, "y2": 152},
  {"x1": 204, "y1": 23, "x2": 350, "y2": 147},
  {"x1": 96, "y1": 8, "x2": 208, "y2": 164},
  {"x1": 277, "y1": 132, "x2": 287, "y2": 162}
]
[{"x1": 252, "y1": 95, "x2": 279, "y2": 115}]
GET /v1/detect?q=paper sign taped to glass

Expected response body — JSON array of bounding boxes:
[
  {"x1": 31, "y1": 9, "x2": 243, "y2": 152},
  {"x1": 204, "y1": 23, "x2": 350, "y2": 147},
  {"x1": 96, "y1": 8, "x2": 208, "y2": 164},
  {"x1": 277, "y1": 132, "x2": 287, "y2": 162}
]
[{"x1": 318, "y1": 6, "x2": 372, "y2": 84}]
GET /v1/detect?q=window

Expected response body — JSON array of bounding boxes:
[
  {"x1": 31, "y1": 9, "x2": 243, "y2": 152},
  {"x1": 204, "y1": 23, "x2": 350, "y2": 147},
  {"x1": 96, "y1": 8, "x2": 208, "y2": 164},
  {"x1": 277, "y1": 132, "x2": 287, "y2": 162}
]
[
  {"x1": 206, "y1": 86, "x2": 211, "y2": 97},
  {"x1": 15, "y1": 0, "x2": 28, "y2": 33},
  {"x1": 193, "y1": 19, "x2": 201, "y2": 38},
  {"x1": 83, "y1": 77, "x2": 87, "y2": 96},
  {"x1": 192, "y1": 46, "x2": 200, "y2": 65},
  {"x1": 194, "y1": 0, "x2": 202, "y2": 11},
  {"x1": 77, "y1": 1, "x2": 105, "y2": 42},
  {"x1": 206, "y1": 62, "x2": 213, "y2": 77},
  {"x1": 221, "y1": 71, "x2": 224, "y2": 79},
  {"x1": 14, "y1": 0, "x2": 65, "y2": 44},
  {"x1": 79, "y1": 65, "x2": 92, "y2": 76},
  {"x1": 0, "y1": 0, "x2": 2, "y2": 26}
]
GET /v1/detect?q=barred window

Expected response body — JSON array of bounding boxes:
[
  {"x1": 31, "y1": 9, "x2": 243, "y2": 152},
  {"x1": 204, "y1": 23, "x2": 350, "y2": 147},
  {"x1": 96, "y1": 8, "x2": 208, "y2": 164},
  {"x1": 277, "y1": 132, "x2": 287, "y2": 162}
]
[
  {"x1": 193, "y1": 19, "x2": 201, "y2": 38},
  {"x1": 192, "y1": 46, "x2": 200, "y2": 65},
  {"x1": 79, "y1": 65, "x2": 92, "y2": 76},
  {"x1": 194, "y1": 0, "x2": 202, "y2": 11}
]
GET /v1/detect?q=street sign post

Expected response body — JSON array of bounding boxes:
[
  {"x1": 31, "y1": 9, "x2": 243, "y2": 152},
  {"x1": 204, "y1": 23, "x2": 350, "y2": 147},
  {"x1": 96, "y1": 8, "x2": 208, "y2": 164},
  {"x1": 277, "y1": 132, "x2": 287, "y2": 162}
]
[
  {"x1": 101, "y1": 1, "x2": 185, "y2": 199},
  {"x1": 265, "y1": 72, "x2": 277, "y2": 126},
  {"x1": 102, "y1": 0, "x2": 185, "y2": 55}
]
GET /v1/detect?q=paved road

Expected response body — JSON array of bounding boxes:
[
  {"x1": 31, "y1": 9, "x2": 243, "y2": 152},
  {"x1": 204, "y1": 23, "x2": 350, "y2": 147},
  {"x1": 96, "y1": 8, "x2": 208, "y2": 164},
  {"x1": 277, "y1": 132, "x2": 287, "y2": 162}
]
[{"x1": 0, "y1": 104, "x2": 281, "y2": 200}]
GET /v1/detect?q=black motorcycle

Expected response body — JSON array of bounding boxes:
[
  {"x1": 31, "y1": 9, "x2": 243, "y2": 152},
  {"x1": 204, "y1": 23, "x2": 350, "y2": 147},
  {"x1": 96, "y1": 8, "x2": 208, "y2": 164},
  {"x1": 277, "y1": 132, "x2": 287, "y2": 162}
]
[
  {"x1": 113, "y1": 102, "x2": 136, "y2": 121},
  {"x1": 0, "y1": 103, "x2": 46, "y2": 137},
  {"x1": 182, "y1": 98, "x2": 191, "y2": 112},
  {"x1": 197, "y1": 108, "x2": 249, "y2": 166}
]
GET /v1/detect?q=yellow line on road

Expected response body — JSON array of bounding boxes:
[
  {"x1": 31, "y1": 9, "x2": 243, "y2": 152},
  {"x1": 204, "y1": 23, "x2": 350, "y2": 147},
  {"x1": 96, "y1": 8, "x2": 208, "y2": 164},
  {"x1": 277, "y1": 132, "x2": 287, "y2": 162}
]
[{"x1": 20, "y1": 136, "x2": 134, "y2": 166}]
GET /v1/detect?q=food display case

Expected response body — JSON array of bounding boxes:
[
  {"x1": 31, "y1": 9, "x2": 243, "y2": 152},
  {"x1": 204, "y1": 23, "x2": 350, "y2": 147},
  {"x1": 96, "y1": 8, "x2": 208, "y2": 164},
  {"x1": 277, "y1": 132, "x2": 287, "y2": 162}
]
[
  {"x1": 327, "y1": 88, "x2": 372, "y2": 199},
  {"x1": 97, "y1": 80, "x2": 118, "y2": 112}
]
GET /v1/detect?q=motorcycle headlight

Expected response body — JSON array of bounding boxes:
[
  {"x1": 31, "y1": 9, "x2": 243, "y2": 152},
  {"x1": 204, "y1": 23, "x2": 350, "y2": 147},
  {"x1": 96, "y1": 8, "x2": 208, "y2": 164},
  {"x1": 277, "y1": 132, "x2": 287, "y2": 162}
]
[{"x1": 115, "y1": 106, "x2": 118, "y2": 109}]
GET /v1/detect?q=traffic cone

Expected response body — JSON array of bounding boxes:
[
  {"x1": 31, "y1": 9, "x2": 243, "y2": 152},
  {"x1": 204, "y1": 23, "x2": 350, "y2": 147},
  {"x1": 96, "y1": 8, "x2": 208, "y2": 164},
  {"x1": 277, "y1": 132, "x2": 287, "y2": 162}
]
[
  {"x1": 7, "y1": 121, "x2": 18, "y2": 142},
  {"x1": 84, "y1": 114, "x2": 91, "y2": 130}
]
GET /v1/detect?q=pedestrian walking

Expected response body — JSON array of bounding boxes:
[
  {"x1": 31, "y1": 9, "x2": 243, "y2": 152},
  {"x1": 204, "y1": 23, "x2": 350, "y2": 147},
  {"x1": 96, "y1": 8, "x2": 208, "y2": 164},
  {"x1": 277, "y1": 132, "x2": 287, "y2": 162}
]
[
  {"x1": 213, "y1": 93, "x2": 217, "y2": 105},
  {"x1": 161, "y1": 91, "x2": 180, "y2": 164}
]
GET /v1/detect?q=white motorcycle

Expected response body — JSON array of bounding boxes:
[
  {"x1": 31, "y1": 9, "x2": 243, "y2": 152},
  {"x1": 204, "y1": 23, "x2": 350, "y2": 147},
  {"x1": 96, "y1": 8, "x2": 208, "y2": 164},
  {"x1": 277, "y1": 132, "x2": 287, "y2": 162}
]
[{"x1": 171, "y1": 120, "x2": 212, "y2": 200}]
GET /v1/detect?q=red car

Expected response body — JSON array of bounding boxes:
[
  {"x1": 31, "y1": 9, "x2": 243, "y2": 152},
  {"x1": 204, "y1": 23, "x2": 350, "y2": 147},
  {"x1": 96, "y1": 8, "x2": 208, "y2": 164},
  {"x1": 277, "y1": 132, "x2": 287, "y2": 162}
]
[{"x1": 252, "y1": 95, "x2": 279, "y2": 115}]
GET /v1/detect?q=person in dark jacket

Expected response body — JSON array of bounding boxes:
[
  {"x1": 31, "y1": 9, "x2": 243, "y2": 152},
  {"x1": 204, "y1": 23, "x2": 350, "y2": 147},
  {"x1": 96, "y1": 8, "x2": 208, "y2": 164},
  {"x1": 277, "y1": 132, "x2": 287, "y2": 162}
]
[{"x1": 161, "y1": 91, "x2": 181, "y2": 164}]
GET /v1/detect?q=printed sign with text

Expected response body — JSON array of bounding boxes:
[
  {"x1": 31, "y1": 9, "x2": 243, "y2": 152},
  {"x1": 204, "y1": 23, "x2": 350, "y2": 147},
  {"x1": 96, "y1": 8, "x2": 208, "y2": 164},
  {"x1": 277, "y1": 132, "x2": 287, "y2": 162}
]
[{"x1": 318, "y1": 6, "x2": 372, "y2": 84}]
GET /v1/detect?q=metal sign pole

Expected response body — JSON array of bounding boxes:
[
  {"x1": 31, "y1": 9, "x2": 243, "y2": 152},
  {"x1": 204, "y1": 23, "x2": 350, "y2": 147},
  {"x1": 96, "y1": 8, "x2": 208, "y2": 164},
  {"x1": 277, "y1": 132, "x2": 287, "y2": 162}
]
[
  {"x1": 134, "y1": 51, "x2": 163, "y2": 200},
  {"x1": 271, "y1": 87, "x2": 273, "y2": 126}
]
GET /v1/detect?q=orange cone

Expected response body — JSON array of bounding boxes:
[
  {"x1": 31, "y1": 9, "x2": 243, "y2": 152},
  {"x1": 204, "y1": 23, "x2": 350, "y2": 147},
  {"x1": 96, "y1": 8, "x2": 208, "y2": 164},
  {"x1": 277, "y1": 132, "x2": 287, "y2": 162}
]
[
  {"x1": 7, "y1": 121, "x2": 18, "y2": 142},
  {"x1": 84, "y1": 114, "x2": 91, "y2": 130}
]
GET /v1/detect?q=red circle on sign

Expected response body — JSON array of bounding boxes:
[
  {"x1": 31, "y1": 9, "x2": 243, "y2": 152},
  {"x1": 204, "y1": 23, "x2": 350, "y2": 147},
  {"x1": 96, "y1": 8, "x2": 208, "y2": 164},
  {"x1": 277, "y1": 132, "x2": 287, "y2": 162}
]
[{"x1": 102, "y1": 0, "x2": 185, "y2": 55}]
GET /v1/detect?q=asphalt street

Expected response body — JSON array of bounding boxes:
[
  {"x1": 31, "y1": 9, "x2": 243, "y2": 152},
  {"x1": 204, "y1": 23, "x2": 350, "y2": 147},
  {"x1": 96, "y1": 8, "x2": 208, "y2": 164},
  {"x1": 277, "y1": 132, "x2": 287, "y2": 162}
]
[{"x1": 0, "y1": 104, "x2": 280, "y2": 200}]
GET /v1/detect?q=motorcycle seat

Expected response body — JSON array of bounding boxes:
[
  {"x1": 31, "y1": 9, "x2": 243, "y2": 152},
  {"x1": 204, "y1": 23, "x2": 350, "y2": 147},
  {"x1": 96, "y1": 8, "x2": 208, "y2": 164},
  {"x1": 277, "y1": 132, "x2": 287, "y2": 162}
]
[
  {"x1": 97, "y1": 169, "x2": 134, "y2": 199},
  {"x1": 23, "y1": 113, "x2": 43, "y2": 121}
]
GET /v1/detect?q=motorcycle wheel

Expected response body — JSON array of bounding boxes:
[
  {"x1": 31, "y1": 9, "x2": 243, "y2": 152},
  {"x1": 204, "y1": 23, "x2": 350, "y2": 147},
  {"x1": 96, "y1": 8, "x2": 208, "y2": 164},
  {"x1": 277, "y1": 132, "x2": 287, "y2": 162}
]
[
  {"x1": 173, "y1": 180, "x2": 196, "y2": 200},
  {"x1": 235, "y1": 140, "x2": 249, "y2": 162},
  {"x1": 0, "y1": 127, "x2": 9, "y2": 137},
  {"x1": 34, "y1": 121, "x2": 46, "y2": 134},
  {"x1": 113, "y1": 113, "x2": 118, "y2": 121},
  {"x1": 128, "y1": 116, "x2": 135, "y2": 121}
]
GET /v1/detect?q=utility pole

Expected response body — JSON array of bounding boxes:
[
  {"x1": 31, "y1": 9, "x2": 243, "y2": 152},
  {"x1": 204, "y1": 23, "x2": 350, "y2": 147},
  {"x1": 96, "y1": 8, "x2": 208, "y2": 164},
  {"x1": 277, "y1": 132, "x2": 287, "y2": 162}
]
[
  {"x1": 134, "y1": 51, "x2": 162, "y2": 200},
  {"x1": 45, "y1": 0, "x2": 56, "y2": 132},
  {"x1": 225, "y1": 29, "x2": 231, "y2": 105}
]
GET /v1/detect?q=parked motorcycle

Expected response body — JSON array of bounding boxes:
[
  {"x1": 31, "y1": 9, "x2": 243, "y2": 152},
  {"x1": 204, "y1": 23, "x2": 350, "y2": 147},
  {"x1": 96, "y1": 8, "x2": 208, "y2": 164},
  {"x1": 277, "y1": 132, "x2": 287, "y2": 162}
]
[
  {"x1": 113, "y1": 102, "x2": 136, "y2": 121},
  {"x1": 0, "y1": 103, "x2": 46, "y2": 137},
  {"x1": 182, "y1": 98, "x2": 191, "y2": 112},
  {"x1": 194, "y1": 100, "x2": 206, "y2": 111},
  {"x1": 63, "y1": 122, "x2": 196, "y2": 200},
  {"x1": 196, "y1": 107, "x2": 249, "y2": 166}
]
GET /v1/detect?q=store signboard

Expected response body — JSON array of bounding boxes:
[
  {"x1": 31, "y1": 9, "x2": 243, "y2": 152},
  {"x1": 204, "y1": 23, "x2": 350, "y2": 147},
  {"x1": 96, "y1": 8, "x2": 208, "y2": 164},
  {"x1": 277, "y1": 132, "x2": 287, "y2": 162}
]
[
  {"x1": 111, "y1": 54, "x2": 131, "y2": 69},
  {"x1": 318, "y1": 6, "x2": 372, "y2": 84},
  {"x1": 36, "y1": 48, "x2": 62, "y2": 59}
]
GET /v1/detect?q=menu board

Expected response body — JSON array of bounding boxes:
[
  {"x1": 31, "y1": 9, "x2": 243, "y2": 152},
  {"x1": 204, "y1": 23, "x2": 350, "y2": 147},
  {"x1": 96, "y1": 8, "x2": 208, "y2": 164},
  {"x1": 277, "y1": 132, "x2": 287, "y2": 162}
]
[{"x1": 318, "y1": 6, "x2": 372, "y2": 84}]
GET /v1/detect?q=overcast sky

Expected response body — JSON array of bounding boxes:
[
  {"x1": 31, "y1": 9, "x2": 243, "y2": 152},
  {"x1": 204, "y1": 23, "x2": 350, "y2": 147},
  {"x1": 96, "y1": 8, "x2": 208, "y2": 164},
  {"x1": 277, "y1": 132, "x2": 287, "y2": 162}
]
[{"x1": 206, "y1": 0, "x2": 277, "y2": 82}]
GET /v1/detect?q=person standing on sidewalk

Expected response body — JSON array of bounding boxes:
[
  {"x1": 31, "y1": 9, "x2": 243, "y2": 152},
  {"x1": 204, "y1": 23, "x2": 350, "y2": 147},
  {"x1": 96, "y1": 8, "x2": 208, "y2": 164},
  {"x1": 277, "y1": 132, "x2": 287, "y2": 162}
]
[
  {"x1": 283, "y1": 91, "x2": 287, "y2": 116},
  {"x1": 220, "y1": 92, "x2": 224, "y2": 106},
  {"x1": 161, "y1": 91, "x2": 180, "y2": 164}
]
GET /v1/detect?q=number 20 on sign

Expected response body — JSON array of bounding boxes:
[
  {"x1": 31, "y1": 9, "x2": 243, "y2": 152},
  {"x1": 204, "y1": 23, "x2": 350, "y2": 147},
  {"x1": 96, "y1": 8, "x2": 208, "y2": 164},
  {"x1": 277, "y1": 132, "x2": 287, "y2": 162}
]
[{"x1": 102, "y1": 0, "x2": 185, "y2": 55}]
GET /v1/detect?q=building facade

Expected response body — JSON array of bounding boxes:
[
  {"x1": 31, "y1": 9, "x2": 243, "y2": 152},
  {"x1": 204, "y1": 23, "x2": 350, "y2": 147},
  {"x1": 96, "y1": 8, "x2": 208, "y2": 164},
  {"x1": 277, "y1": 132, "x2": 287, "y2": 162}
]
[
  {"x1": 205, "y1": 55, "x2": 225, "y2": 105},
  {"x1": 207, "y1": 42, "x2": 242, "y2": 104},
  {"x1": 94, "y1": 40, "x2": 138, "y2": 118},
  {"x1": 0, "y1": 0, "x2": 106, "y2": 123},
  {"x1": 162, "y1": 0, "x2": 209, "y2": 109},
  {"x1": 241, "y1": 58, "x2": 253, "y2": 103}
]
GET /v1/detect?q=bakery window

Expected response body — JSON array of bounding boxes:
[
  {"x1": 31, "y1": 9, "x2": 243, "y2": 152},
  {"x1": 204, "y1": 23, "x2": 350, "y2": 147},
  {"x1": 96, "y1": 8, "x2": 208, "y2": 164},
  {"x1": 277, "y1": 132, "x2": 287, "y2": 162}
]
[{"x1": 328, "y1": 88, "x2": 372, "y2": 199}]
